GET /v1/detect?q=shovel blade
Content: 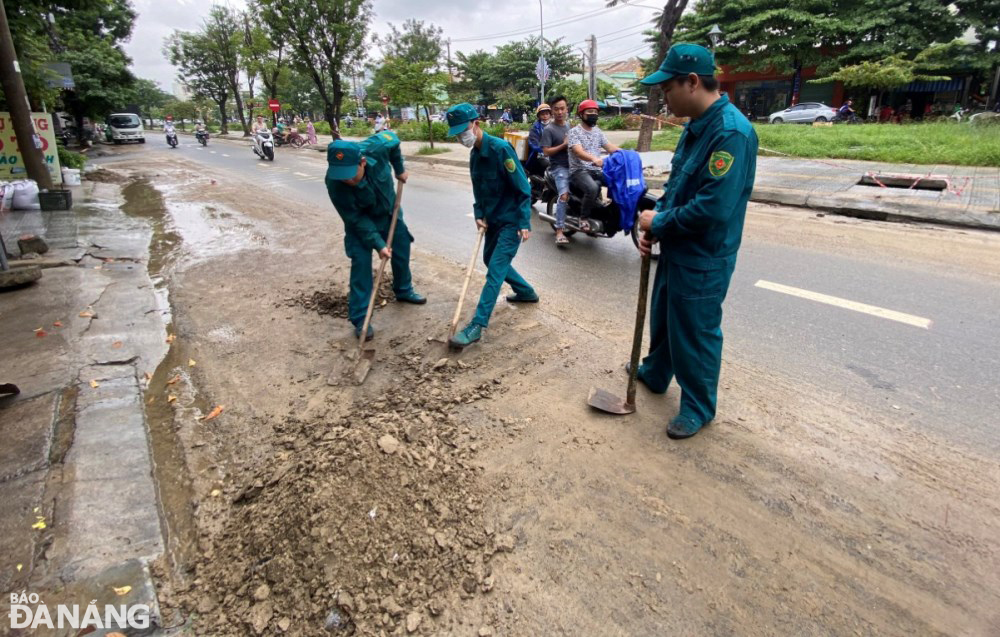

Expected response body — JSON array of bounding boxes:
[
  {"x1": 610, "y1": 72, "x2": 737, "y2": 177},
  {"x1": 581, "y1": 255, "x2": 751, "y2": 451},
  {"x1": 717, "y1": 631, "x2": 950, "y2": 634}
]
[
  {"x1": 353, "y1": 347, "x2": 376, "y2": 384},
  {"x1": 587, "y1": 387, "x2": 635, "y2": 415}
]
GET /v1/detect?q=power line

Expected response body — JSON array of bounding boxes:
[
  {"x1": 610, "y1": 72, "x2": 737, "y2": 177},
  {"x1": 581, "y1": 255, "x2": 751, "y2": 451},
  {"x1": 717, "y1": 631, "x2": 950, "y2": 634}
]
[
  {"x1": 450, "y1": 2, "x2": 634, "y2": 43},
  {"x1": 600, "y1": 25, "x2": 653, "y2": 46},
  {"x1": 595, "y1": 42, "x2": 652, "y2": 64},
  {"x1": 571, "y1": 20, "x2": 653, "y2": 45}
]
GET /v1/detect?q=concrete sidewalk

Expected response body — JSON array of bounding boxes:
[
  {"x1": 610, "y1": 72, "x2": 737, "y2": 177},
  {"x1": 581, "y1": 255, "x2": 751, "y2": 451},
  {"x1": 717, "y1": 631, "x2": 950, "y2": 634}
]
[
  {"x1": 196, "y1": 130, "x2": 1000, "y2": 231},
  {"x1": 0, "y1": 179, "x2": 167, "y2": 631}
]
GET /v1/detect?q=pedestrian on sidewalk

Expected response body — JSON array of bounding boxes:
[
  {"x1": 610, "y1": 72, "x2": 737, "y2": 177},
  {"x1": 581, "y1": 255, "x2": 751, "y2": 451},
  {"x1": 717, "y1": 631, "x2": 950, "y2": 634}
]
[
  {"x1": 445, "y1": 102, "x2": 538, "y2": 349},
  {"x1": 634, "y1": 43, "x2": 758, "y2": 440},
  {"x1": 324, "y1": 131, "x2": 427, "y2": 340}
]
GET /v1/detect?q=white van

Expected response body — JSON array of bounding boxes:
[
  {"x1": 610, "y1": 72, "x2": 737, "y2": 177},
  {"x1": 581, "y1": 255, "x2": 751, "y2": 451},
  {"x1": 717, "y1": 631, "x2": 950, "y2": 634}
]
[{"x1": 106, "y1": 113, "x2": 145, "y2": 144}]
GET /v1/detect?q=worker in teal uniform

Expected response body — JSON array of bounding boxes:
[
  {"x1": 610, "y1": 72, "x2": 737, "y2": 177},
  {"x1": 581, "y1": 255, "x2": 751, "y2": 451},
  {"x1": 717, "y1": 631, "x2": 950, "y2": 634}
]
[
  {"x1": 634, "y1": 44, "x2": 758, "y2": 439},
  {"x1": 325, "y1": 131, "x2": 426, "y2": 340},
  {"x1": 445, "y1": 102, "x2": 538, "y2": 349}
]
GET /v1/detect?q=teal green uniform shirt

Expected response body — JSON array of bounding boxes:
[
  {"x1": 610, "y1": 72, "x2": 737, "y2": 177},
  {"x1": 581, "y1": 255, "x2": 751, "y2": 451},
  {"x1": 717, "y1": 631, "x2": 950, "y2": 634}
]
[
  {"x1": 651, "y1": 94, "x2": 757, "y2": 268},
  {"x1": 325, "y1": 131, "x2": 407, "y2": 252},
  {"x1": 469, "y1": 132, "x2": 532, "y2": 230}
]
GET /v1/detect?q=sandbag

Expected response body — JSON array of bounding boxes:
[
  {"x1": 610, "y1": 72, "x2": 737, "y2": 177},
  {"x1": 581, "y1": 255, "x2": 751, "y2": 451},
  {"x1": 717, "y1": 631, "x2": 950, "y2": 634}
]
[
  {"x1": 11, "y1": 180, "x2": 40, "y2": 211},
  {"x1": 0, "y1": 182, "x2": 14, "y2": 211}
]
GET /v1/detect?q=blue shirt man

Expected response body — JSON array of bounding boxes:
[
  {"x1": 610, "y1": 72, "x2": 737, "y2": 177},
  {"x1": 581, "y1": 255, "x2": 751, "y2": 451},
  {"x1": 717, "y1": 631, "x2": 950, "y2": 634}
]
[
  {"x1": 445, "y1": 102, "x2": 538, "y2": 349},
  {"x1": 635, "y1": 43, "x2": 758, "y2": 439},
  {"x1": 325, "y1": 131, "x2": 426, "y2": 340}
]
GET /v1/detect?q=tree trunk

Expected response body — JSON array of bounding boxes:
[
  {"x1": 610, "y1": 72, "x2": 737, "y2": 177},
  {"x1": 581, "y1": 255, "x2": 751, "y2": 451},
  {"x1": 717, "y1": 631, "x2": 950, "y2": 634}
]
[
  {"x1": 638, "y1": 0, "x2": 688, "y2": 152},
  {"x1": 424, "y1": 105, "x2": 433, "y2": 148},
  {"x1": 232, "y1": 80, "x2": 250, "y2": 136},
  {"x1": 218, "y1": 98, "x2": 229, "y2": 135}
]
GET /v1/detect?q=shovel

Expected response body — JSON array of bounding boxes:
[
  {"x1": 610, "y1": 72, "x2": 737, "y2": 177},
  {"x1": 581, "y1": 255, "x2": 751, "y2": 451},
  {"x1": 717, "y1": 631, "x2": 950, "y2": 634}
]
[
  {"x1": 353, "y1": 180, "x2": 404, "y2": 384},
  {"x1": 448, "y1": 225, "x2": 486, "y2": 340},
  {"x1": 588, "y1": 233, "x2": 652, "y2": 415}
]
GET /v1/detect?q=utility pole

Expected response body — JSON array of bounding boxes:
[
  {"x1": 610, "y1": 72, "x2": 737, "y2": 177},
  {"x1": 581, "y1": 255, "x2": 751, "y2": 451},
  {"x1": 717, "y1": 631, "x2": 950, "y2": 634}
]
[
  {"x1": 0, "y1": 0, "x2": 54, "y2": 190},
  {"x1": 588, "y1": 35, "x2": 597, "y2": 101},
  {"x1": 446, "y1": 38, "x2": 453, "y2": 83},
  {"x1": 538, "y1": 0, "x2": 545, "y2": 103}
]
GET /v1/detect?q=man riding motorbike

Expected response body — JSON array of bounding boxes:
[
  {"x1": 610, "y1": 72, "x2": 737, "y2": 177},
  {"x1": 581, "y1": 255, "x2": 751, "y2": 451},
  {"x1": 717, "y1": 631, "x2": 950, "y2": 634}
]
[
  {"x1": 835, "y1": 99, "x2": 859, "y2": 123},
  {"x1": 164, "y1": 116, "x2": 177, "y2": 147},
  {"x1": 567, "y1": 99, "x2": 620, "y2": 231}
]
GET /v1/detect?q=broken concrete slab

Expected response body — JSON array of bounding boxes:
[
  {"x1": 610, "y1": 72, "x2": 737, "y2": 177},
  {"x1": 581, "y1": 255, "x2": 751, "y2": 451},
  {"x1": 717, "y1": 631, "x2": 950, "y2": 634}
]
[
  {"x1": 17, "y1": 234, "x2": 49, "y2": 255},
  {"x1": 0, "y1": 392, "x2": 56, "y2": 482}
]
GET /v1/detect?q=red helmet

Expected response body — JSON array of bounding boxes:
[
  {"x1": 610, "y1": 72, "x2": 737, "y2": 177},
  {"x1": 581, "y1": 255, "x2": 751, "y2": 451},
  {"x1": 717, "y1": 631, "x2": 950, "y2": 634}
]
[{"x1": 577, "y1": 99, "x2": 599, "y2": 115}]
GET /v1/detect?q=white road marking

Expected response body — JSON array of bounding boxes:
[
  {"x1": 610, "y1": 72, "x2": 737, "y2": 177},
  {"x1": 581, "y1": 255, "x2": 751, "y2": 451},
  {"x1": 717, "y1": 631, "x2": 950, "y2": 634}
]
[
  {"x1": 222, "y1": 153, "x2": 230, "y2": 157},
  {"x1": 294, "y1": 171, "x2": 310, "y2": 177},
  {"x1": 755, "y1": 280, "x2": 932, "y2": 329},
  {"x1": 210, "y1": 150, "x2": 217, "y2": 154},
  {"x1": 466, "y1": 213, "x2": 474, "y2": 218}
]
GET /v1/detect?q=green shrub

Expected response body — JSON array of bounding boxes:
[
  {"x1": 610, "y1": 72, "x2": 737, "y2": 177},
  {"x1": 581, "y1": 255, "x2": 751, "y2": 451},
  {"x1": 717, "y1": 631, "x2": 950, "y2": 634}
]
[
  {"x1": 971, "y1": 113, "x2": 1000, "y2": 128},
  {"x1": 416, "y1": 145, "x2": 450, "y2": 155},
  {"x1": 58, "y1": 146, "x2": 86, "y2": 170},
  {"x1": 312, "y1": 120, "x2": 332, "y2": 135},
  {"x1": 340, "y1": 124, "x2": 374, "y2": 137},
  {"x1": 601, "y1": 115, "x2": 628, "y2": 130}
]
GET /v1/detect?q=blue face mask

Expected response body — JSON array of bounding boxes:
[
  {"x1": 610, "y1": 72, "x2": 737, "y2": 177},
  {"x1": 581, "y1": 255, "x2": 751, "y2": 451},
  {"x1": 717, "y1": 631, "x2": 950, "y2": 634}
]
[{"x1": 458, "y1": 125, "x2": 476, "y2": 148}]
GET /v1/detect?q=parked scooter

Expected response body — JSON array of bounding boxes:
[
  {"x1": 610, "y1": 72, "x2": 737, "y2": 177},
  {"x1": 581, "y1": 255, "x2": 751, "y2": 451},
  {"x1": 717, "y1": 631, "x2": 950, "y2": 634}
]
[
  {"x1": 252, "y1": 130, "x2": 275, "y2": 161},
  {"x1": 196, "y1": 128, "x2": 210, "y2": 146},
  {"x1": 537, "y1": 166, "x2": 659, "y2": 258}
]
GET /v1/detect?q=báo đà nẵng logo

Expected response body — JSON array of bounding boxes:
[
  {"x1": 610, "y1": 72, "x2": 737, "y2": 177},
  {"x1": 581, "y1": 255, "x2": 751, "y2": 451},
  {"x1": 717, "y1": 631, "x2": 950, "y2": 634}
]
[{"x1": 8, "y1": 592, "x2": 151, "y2": 630}]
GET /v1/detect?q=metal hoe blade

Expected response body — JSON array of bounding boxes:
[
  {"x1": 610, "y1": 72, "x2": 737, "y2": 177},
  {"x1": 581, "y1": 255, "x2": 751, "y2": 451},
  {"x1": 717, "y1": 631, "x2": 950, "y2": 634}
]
[
  {"x1": 353, "y1": 345, "x2": 376, "y2": 385},
  {"x1": 587, "y1": 386, "x2": 635, "y2": 415}
]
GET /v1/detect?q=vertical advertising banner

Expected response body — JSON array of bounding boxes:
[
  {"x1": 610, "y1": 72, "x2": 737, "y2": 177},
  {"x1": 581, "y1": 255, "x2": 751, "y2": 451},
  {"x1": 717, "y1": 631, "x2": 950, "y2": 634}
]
[{"x1": 0, "y1": 112, "x2": 63, "y2": 184}]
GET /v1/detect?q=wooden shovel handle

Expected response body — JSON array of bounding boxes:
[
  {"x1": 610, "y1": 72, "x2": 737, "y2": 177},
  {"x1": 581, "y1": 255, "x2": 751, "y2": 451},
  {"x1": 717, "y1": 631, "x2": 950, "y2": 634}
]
[
  {"x1": 625, "y1": 234, "x2": 653, "y2": 408},
  {"x1": 358, "y1": 180, "x2": 404, "y2": 356},
  {"x1": 450, "y1": 226, "x2": 486, "y2": 337}
]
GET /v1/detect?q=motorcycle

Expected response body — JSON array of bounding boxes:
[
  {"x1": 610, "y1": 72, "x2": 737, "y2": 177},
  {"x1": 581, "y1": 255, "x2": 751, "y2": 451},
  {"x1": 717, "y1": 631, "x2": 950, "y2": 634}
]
[
  {"x1": 165, "y1": 129, "x2": 178, "y2": 148},
  {"x1": 272, "y1": 128, "x2": 306, "y2": 148},
  {"x1": 196, "y1": 129, "x2": 210, "y2": 146},
  {"x1": 537, "y1": 165, "x2": 660, "y2": 258},
  {"x1": 522, "y1": 154, "x2": 548, "y2": 205},
  {"x1": 252, "y1": 130, "x2": 275, "y2": 161}
]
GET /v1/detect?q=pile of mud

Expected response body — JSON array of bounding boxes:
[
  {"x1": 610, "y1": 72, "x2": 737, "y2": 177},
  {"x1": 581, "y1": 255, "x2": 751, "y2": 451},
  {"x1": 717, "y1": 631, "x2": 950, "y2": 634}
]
[
  {"x1": 177, "y1": 353, "x2": 510, "y2": 635},
  {"x1": 84, "y1": 168, "x2": 131, "y2": 184},
  {"x1": 289, "y1": 278, "x2": 396, "y2": 320}
]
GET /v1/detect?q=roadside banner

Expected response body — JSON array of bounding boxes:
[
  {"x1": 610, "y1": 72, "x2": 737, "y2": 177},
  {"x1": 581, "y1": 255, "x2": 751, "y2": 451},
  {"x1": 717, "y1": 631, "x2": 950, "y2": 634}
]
[{"x1": 0, "y1": 112, "x2": 62, "y2": 184}]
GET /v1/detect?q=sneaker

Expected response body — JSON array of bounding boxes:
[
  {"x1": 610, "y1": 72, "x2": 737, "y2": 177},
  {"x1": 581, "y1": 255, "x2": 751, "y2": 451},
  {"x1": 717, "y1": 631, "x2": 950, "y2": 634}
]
[
  {"x1": 395, "y1": 291, "x2": 427, "y2": 305},
  {"x1": 666, "y1": 414, "x2": 706, "y2": 440},
  {"x1": 354, "y1": 324, "x2": 375, "y2": 341},
  {"x1": 449, "y1": 323, "x2": 482, "y2": 349},
  {"x1": 505, "y1": 292, "x2": 539, "y2": 303}
]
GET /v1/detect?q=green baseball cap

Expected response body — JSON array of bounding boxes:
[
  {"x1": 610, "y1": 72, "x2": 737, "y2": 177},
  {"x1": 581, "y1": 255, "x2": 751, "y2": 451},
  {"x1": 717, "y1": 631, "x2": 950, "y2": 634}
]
[
  {"x1": 640, "y1": 43, "x2": 716, "y2": 86},
  {"x1": 446, "y1": 102, "x2": 479, "y2": 136},
  {"x1": 326, "y1": 139, "x2": 362, "y2": 181}
]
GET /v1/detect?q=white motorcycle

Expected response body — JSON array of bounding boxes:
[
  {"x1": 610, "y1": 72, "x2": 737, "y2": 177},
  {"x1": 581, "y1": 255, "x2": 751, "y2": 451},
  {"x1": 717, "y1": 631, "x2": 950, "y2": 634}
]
[{"x1": 252, "y1": 130, "x2": 275, "y2": 161}]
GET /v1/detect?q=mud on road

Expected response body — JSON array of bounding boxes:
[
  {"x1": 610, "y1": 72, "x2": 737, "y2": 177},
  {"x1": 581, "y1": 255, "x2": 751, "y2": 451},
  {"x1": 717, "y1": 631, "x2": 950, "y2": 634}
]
[{"x1": 95, "y1": 153, "x2": 1000, "y2": 636}]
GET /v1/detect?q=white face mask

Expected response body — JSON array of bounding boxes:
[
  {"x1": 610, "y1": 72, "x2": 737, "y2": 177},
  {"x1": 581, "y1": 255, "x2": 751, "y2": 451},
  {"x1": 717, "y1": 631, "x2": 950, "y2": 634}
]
[{"x1": 458, "y1": 125, "x2": 476, "y2": 148}]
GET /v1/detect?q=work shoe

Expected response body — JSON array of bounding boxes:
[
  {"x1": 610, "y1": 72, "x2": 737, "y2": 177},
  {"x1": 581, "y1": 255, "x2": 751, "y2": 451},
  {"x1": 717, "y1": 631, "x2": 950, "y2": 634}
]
[
  {"x1": 395, "y1": 291, "x2": 427, "y2": 305},
  {"x1": 449, "y1": 323, "x2": 482, "y2": 349},
  {"x1": 667, "y1": 414, "x2": 706, "y2": 440},
  {"x1": 505, "y1": 292, "x2": 539, "y2": 303},
  {"x1": 354, "y1": 324, "x2": 375, "y2": 341},
  {"x1": 624, "y1": 362, "x2": 666, "y2": 394}
]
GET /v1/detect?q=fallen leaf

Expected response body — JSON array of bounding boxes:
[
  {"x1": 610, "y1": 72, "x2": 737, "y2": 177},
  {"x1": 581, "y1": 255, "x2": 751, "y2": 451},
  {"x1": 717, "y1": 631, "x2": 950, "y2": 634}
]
[
  {"x1": 165, "y1": 334, "x2": 176, "y2": 344},
  {"x1": 34, "y1": 328, "x2": 46, "y2": 338},
  {"x1": 16, "y1": 564, "x2": 22, "y2": 572},
  {"x1": 112, "y1": 341, "x2": 123, "y2": 349},
  {"x1": 148, "y1": 396, "x2": 155, "y2": 404},
  {"x1": 112, "y1": 585, "x2": 132, "y2": 596},
  {"x1": 210, "y1": 489, "x2": 221, "y2": 497},
  {"x1": 31, "y1": 516, "x2": 46, "y2": 530},
  {"x1": 201, "y1": 405, "x2": 224, "y2": 421},
  {"x1": 79, "y1": 310, "x2": 93, "y2": 318},
  {"x1": 53, "y1": 321, "x2": 63, "y2": 328},
  {"x1": 89, "y1": 380, "x2": 100, "y2": 389},
  {"x1": 166, "y1": 374, "x2": 181, "y2": 385},
  {"x1": 167, "y1": 395, "x2": 177, "y2": 403},
  {"x1": 188, "y1": 358, "x2": 197, "y2": 367}
]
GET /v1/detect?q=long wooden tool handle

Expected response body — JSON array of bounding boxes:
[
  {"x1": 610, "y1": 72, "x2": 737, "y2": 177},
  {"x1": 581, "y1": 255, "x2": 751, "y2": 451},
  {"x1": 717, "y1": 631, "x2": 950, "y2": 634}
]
[
  {"x1": 450, "y1": 226, "x2": 486, "y2": 337},
  {"x1": 625, "y1": 234, "x2": 653, "y2": 408},
  {"x1": 358, "y1": 180, "x2": 405, "y2": 355}
]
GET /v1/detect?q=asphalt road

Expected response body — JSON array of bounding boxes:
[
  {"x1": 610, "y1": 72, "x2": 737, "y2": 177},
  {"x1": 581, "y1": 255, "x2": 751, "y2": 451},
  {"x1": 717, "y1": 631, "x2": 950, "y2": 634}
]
[{"x1": 96, "y1": 136, "x2": 1000, "y2": 453}]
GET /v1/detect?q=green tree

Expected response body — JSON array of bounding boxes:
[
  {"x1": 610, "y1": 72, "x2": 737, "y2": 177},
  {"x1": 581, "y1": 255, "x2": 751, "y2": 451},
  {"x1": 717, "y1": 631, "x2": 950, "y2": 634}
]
[
  {"x1": 547, "y1": 78, "x2": 621, "y2": 109},
  {"x1": 274, "y1": 66, "x2": 326, "y2": 116},
  {"x1": 810, "y1": 53, "x2": 950, "y2": 91},
  {"x1": 376, "y1": 19, "x2": 444, "y2": 67},
  {"x1": 162, "y1": 99, "x2": 198, "y2": 128},
  {"x1": 130, "y1": 78, "x2": 172, "y2": 127},
  {"x1": 453, "y1": 36, "x2": 577, "y2": 106},
  {"x1": 378, "y1": 57, "x2": 447, "y2": 146},
  {"x1": 203, "y1": 5, "x2": 251, "y2": 135},
  {"x1": 165, "y1": 31, "x2": 232, "y2": 133},
  {"x1": 259, "y1": 0, "x2": 373, "y2": 130},
  {"x1": 243, "y1": 5, "x2": 286, "y2": 109}
]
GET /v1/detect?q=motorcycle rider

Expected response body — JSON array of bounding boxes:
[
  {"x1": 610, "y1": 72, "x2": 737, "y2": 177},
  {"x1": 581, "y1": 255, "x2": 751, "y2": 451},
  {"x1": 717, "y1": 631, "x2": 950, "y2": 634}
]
[
  {"x1": 164, "y1": 116, "x2": 176, "y2": 145},
  {"x1": 541, "y1": 95, "x2": 572, "y2": 245},
  {"x1": 836, "y1": 99, "x2": 858, "y2": 123},
  {"x1": 567, "y1": 100, "x2": 621, "y2": 232},
  {"x1": 527, "y1": 104, "x2": 550, "y2": 171},
  {"x1": 252, "y1": 115, "x2": 269, "y2": 135}
]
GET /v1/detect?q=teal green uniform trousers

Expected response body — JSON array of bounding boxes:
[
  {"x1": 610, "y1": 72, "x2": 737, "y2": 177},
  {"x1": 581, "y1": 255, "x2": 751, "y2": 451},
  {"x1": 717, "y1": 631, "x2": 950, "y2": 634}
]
[
  {"x1": 344, "y1": 216, "x2": 415, "y2": 327},
  {"x1": 638, "y1": 260, "x2": 735, "y2": 424},
  {"x1": 471, "y1": 225, "x2": 535, "y2": 328}
]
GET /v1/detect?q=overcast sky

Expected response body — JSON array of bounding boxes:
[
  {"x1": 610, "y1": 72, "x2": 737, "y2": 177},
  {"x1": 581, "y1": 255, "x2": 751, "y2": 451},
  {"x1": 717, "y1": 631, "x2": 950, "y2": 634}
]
[{"x1": 124, "y1": 0, "x2": 662, "y2": 92}]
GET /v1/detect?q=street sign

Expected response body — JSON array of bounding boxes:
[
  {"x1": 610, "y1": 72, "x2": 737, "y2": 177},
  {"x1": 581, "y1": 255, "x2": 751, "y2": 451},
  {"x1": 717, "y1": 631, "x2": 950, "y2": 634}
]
[
  {"x1": 535, "y1": 56, "x2": 551, "y2": 83},
  {"x1": 381, "y1": 95, "x2": 389, "y2": 104},
  {"x1": 268, "y1": 99, "x2": 280, "y2": 113}
]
